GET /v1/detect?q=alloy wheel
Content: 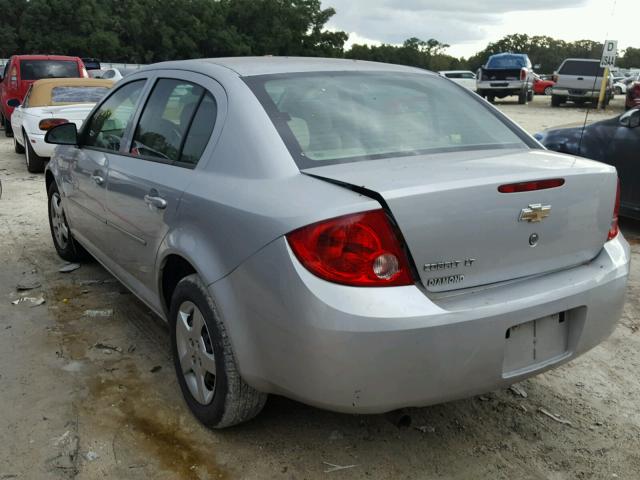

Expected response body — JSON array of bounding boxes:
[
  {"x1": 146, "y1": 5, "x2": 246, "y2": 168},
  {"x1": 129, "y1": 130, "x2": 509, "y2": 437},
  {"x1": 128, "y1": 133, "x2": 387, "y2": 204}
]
[
  {"x1": 50, "y1": 192, "x2": 69, "y2": 249},
  {"x1": 175, "y1": 301, "x2": 217, "y2": 405}
]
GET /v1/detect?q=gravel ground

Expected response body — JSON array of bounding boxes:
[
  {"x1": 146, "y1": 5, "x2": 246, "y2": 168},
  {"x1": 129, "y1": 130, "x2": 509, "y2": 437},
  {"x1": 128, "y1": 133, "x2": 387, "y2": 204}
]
[{"x1": 1, "y1": 95, "x2": 639, "y2": 479}]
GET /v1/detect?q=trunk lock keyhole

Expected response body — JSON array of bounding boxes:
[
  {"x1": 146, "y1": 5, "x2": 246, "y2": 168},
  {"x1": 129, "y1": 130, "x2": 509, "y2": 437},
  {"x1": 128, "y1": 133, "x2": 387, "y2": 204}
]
[{"x1": 529, "y1": 233, "x2": 539, "y2": 247}]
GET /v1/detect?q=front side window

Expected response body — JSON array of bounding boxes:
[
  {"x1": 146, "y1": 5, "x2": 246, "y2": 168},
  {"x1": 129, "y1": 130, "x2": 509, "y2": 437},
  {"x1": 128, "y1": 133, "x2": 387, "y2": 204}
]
[
  {"x1": 19, "y1": 60, "x2": 80, "y2": 80},
  {"x1": 83, "y1": 80, "x2": 145, "y2": 151},
  {"x1": 246, "y1": 72, "x2": 528, "y2": 167},
  {"x1": 51, "y1": 86, "x2": 109, "y2": 104},
  {"x1": 130, "y1": 79, "x2": 204, "y2": 163}
]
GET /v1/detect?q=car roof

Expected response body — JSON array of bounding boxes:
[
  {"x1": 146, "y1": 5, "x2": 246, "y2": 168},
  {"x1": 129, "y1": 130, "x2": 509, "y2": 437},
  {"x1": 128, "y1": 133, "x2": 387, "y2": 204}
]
[
  {"x1": 13, "y1": 54, "x2": 82, "y2": 61},
  {"x1": 562, "y1": 58, "x2": 599, "y2": 62},
  {"x1": 28, "y1": 78, "x2": 113, "y2": 107},
  {"x1": 140, "y1": 56, "x2": 430, "y2": 77}
]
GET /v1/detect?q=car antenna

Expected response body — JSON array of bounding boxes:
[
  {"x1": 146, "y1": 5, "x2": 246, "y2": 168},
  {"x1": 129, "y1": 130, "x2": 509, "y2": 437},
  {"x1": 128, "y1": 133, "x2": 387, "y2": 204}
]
[{"x1": 579, "y1": 0, "x2": 618, "y2": 152}]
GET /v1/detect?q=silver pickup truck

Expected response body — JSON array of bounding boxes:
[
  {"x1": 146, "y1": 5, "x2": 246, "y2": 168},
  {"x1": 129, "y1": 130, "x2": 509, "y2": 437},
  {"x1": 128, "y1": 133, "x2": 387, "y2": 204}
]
[
  {"x1": 551, "y1": 58, "x2": 613, "y2": 107},
  {"x1": 476, "y1": 53, "x2": 535, "y2": 104}
]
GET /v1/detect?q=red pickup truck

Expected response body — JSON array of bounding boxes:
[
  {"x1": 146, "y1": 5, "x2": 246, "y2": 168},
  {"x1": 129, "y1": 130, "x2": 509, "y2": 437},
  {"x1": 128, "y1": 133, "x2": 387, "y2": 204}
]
[{"x1": 0, "y1": 55, "x2": 87, "y2": 137}]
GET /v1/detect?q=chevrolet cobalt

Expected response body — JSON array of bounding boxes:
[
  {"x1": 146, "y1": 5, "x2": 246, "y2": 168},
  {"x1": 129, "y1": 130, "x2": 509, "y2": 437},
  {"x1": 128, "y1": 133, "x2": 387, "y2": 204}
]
[{"x1": 44, "y1": 57, "x2": 629, "y2": 428}]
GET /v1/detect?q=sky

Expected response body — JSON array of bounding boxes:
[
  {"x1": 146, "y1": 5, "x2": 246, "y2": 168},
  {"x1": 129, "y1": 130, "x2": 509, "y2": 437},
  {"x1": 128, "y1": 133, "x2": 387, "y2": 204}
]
[{"x1": 322, "y1": 0, "x2": 635, "y2": 58}]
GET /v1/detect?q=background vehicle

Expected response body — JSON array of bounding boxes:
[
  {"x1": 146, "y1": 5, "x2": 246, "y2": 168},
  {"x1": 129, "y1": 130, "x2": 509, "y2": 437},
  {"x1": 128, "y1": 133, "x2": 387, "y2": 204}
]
[
  {"x1": 88, "y1": 68, "x2": 123, "y2": 82},
  {"x1": 626, "y1": 82, "x2": 640, "y2": 110},
  {"x1": 476, "y1": 53, "x2": 534, "y2": 104},
  {"x1": 44, "y1": 57, "x2": 627, "y2": 428},
  {"x1": 0, "y1": 55, "x2": 88, "y2": 137},
  {"x1": 438, "y1": 70, "x2": 476, "y2": 90},
  {"x1": 11, "y1": 78, "x2": 112, "y2": 172},
  {"x1": 81, "y1": 58, "x2": 101, "y2": 71},
  {"x1": 533, "y1": 74, "x2": 555, "y2": 95},
  {"x1": 551, "y1": 58, "x2": 612, "y2": 107},
  {"x1": 536, "y1": 108, "x2": 640, "y2": 219}
]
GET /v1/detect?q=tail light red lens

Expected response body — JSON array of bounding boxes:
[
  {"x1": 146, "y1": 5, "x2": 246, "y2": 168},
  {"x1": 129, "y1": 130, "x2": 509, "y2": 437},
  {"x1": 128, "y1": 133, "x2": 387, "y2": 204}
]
[
  {"x1": 39, "y1": 118, "x2": 69, "y2": 131},
  {"x1": 608, "y1": 179, "x2": 620, "y2": 241},
  {"x1": 286, "y1": 210, "x2": 414, "y2": 287},
  {"x1": 520, "y1": 68, "x2": 527, "y2": 81},
  {"x1": 498, "y1": 178, "x2": 565, "y2": 193}
]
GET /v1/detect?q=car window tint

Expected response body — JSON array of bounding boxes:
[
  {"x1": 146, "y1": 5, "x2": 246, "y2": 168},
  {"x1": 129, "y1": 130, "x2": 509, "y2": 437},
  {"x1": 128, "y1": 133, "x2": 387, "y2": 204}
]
[
  {"x1": 19, "y1": 60, "x2": 80, "y2": 80},
  {"x1": 460, "y1": 72, "x2": 475, "y2": 79},
  {"x1": 103, "y1": 70, "x2": 114, "y2": 79},
  {"x1": 83, "y1": 80, "x2": 145, "y2": 151},
  {"x1": 178, "y1": 92, "x2": 217, "y2": 166},
  {"x1": 130, "y1": 79, "x2": 203, "y2": 162},
  {"x1": 559, "y1": 61, "x2": 605, "y2": 77}
]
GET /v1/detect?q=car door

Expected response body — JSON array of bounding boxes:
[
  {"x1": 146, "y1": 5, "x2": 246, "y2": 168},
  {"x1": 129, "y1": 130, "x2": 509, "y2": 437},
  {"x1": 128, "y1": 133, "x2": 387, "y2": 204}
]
[
  {"x1": 63, "y1": 79, "x2": 147, "y2": 254},
  {"x1": 103, "y1": 71, "x2": 222, "y2": 298},
  {"x1": 608, "y1": 111, "x2": 640, "y2": 214}
]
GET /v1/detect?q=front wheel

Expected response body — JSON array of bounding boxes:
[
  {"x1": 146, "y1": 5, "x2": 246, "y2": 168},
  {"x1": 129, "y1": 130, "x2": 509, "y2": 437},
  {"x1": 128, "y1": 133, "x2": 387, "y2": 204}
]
[
  {"x1": 170, "y1": 274, "x2": 267, "y2": 428},
  {"x1": 47, "y1": 181, "x2": 85, "y2": 262},
  {"x1": 551, "y1": 95, "x2": 563, "y2": 107}
]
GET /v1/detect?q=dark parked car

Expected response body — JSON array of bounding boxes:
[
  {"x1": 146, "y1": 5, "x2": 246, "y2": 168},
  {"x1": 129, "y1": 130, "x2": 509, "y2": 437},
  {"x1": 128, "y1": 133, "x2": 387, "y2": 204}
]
[
  {"x1": 536, "y1": 108, "x2": 640, "y2": 219},
  {"x1": 626, "y1": 82, "x2": 640, "y2": 110}
]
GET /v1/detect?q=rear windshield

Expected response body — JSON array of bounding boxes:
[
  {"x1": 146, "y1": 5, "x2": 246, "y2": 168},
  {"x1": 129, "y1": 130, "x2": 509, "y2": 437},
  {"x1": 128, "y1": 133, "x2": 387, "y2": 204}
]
[
  {"x1": 444, "y1": 72, "x2": 475, "y2": 79},
  {"x1": 51, "y1": 86, "x2": 109, "y2": 103},
  {"x1": 486, "y1": 55, "x2": 528, "y2": 69},
  {"x1": 559, "y1": 60, "x2": 605, "y2": 77},
  {"x1": 19, "y1": 60, "x2": 79, "y2": 80},
  {"x1": 245, "y1": 72, "x2": 528, "y2": 167}
]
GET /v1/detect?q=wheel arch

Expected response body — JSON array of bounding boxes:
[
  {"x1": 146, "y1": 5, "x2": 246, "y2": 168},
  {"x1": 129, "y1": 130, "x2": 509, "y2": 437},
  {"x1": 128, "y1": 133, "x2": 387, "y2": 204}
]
[{"x1": 158, "y1": 253, "x2": 198, "y2": 316}]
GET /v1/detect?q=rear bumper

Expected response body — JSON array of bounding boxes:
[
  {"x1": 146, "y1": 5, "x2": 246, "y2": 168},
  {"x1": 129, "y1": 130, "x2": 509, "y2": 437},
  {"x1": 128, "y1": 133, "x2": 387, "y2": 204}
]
[
  {"x1": 552, "y1": 87, "x2": 601, "y2": 99},
  {"x1": 477, "y1": 81, "x2": 526, "y2": 96},
  {"x1": 211, "y1": 235, "x2": 629, "y2": 414},
  {"x1": 27, "y1": 133, "x2": 53, "y2": 158}
]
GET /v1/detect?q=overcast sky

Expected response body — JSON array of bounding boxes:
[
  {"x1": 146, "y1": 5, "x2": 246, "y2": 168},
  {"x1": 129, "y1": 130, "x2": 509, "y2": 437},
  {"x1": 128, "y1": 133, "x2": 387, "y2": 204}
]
[{"x1": 323, "y1": 0, "x2": 634, "y2": 58}]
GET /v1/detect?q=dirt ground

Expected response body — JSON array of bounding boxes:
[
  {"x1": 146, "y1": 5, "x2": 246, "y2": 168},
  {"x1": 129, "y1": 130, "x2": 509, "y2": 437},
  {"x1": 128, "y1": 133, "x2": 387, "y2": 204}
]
[{"x1": 1, "y1": 95, "x2": 640, "y2": 480}]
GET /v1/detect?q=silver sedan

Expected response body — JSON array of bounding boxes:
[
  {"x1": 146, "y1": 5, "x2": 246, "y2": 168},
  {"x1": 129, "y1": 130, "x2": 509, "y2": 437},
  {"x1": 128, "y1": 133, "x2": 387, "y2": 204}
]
[{"x1": 44, "y1": 57, "x2": 629, "y2": 428}]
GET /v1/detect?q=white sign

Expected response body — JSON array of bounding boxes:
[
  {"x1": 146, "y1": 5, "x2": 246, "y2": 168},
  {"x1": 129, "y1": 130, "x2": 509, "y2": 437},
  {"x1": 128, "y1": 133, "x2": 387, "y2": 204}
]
[{"x1": 601, "y1": 40, "x2": 618, "y2": 68}]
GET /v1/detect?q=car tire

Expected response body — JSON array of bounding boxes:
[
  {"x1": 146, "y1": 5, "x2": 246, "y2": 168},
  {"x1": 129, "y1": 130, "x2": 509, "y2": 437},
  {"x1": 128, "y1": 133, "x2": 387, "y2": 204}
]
[
  {"x1": 13, "y1": 136, "x2": 25, "y2": 154},
  {"x1": 24, "y1": 132, "x2": 46, "y2": 173},
  {"x1": 527, "y1": 90, "x2": 533, "y2": 102},
  {"x1": 551, "y1": 95, "x2": 562, "y2": 107},
  {"x1": 615, "y1": 86, "x2": 622, "y2": 95},
  {"x1": 544, "y1": 86, "x2": 552, "y2": 96},
  {"x1": 4, "y1": 116, "x2": 13, "y2": 137},
  {"x1": 170, "y1": 274, "x2": 267, "y2": 428},
  {"x1": 487, "y1": 95, "x2": 495, "y2": 104},
  {"x1": 47, "y1": 181, "x2": 85, "y2": 262},
  {"x1": 518, "y1": 90, "x2": 527, "y2": 105}
]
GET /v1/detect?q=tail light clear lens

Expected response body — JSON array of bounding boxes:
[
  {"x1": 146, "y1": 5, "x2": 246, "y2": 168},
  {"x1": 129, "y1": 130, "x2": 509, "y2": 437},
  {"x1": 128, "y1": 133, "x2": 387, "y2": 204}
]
[
  {"x1": 520, "y1": 68, "x2": 527, "y2": 81},
  {"x1": 286, "y1": 210, "x2": 414, "y2": 287},
  {"x1": 607, "y1": 179, "x2": 620, "y2": 241},
  {"x1": 39, "y1": 118, "x2": 69, "y2": 131}
]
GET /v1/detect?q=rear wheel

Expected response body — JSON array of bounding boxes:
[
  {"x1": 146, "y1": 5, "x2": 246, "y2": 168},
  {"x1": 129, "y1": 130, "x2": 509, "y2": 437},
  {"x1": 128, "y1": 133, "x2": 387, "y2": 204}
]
[
  {"x1": 518, "y1": 90, "x2": 528, "y2": 105},
  {"x1": 170, "y1": 274, "x2": 267, "y2": 428},
  {"x1": 3, "y1": 116, "x2": 12, "y2": 137},
  {"x1": 527, "y1": 90, "x2": 534, "y2": 102},
  {"x1": 13, "y1": 135, "x2": 25, "y2": 154},
  {"x1": 544, "y1": 86, "x2": 553, "y2": 96},
  {"x1": 47, "y1": 181, "x2": 85, "y2": 262},
  {"x1": 551, "y1": 95, "x2": 563, "y2": 107},
  {"x1": 487, "y1": 95, "x2": 495, "y2": 104},
  {"x1": 24, "y1": 132, "x2": 46, "y2": 173}
]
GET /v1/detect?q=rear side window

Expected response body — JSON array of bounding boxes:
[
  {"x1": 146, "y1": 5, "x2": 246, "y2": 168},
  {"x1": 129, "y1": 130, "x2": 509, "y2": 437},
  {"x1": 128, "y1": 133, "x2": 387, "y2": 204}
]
[
  {"x1": 130, "y1": 79, "x2": 212, "y2": 165},
  {"x1": 84, "y1": 80, "x2": 145, "y2": 151},
  {"x1": 559, "y1": 61, "x2": 605, "y2": 77},
  {"x1": 51, "y1": 86, "x2": 109, "y2": 103},
  {"x1": 19, "y1": 60, "x2": 80, "y2": 80},
  {"x1": 179, "y1": 93, "x2": 217, "y2": 166}
]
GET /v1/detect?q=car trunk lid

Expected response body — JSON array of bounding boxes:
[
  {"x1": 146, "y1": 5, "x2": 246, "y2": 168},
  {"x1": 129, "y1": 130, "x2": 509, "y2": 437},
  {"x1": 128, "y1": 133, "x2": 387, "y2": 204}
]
[{"x1": 303, "y1": 148, "x2": 617, "y2": 292}]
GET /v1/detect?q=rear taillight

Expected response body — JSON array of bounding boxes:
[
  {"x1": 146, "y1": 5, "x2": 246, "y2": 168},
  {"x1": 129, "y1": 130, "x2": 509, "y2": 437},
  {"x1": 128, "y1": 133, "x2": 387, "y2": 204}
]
[
  {"x1": 286, "y1": 210, "x2": 414, "y2": 287},
  {"x1": 608, "y1": 179, "x2": 620, "y2": 241},
  {"x1": 498, "y1": 178, "x2": 565, "y2": 193},
  {"x1": 39, "y1": 118, "x2": 69, "y2": 131},
  {"x1": 520, "y1": 68, "x2": 527, "y2": 81}
]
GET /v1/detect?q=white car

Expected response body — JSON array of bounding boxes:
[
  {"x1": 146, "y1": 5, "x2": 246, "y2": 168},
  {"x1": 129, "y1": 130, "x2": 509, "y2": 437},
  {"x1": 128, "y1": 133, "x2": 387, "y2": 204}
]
[
  {"x1": 88, "y1": 68, "x2": 124, "y2": 82},
  {"x1": 11, "y1": 78, "x2": 112, "y2": 172},
  {"x1": 438, "y1": 70, "x2": 477, "y2": 90}
]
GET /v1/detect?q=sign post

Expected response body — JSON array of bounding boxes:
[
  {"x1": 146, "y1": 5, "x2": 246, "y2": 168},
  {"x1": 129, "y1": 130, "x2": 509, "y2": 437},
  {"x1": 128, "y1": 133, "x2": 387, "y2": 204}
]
[{"x1": 598, "y1": 40, "x2": 617, "y2": 109}]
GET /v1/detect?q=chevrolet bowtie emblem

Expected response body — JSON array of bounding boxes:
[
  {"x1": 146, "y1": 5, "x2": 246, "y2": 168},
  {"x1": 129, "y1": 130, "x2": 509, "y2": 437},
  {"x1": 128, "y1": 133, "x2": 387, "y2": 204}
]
[{"x1": 519, "y1": 203, "x2": 551, "y2": 223}]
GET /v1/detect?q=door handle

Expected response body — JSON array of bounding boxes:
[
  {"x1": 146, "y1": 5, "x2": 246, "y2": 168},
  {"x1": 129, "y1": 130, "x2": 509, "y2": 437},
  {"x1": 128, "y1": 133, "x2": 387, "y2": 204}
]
[
  {"x1": 577, "y1": 77, "x2": 584, "y2": 80},
  {"x1": 91, "y1": 174, "x2": 104, "y2": 185},
  {"x1": 144, "y1": 194, "x2": 167, "y2": 210}
]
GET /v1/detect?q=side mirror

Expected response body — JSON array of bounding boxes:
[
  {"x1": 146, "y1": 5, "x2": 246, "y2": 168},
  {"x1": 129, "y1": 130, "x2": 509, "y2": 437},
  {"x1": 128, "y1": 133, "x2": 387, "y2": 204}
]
[
  {"x1": 7, "y1": 98, "x2": 20, "y2": 108},
  {"x1": 619, "y1": 109, "x2": 640, "y2": 129},
  {"x1": 45, "y1": 122, "x2": 78, "y2": 146}
]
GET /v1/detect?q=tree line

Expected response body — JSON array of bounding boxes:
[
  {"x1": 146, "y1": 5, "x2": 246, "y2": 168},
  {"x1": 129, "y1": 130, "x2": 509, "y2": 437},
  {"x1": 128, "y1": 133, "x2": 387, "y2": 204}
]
[{"x1": 0, "y1": 0, "x2": 638, "y2": 73}]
